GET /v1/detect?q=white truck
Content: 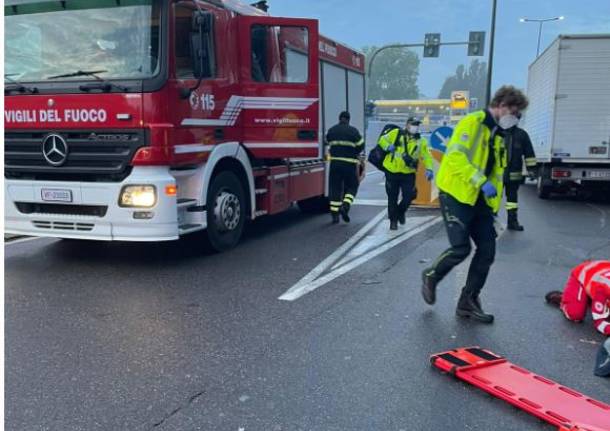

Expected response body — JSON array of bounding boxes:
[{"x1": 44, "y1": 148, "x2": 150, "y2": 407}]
[{"x1": 525, "y1": 34, "x2": 610, "y2": 198}]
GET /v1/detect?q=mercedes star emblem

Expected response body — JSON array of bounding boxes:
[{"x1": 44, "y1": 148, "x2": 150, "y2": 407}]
[{"x1": 42, "y1": 134, "x2": 69, "y2": 166}]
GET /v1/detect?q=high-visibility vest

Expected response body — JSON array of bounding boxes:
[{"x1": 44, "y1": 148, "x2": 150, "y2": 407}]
[
  {"x1": 377, "y1": 129, "x2": 433, "y2": 174},
  {"x1": 435, "y1": 110, "x2": 507, "y2": 213}
]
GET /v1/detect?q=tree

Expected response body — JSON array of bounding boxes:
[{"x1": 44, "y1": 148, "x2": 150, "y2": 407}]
[
  {"x1": 438, "y1": 59, "x2": 487, "y2": 106},
  {"x1": 363, "y1": 45, "x2": 420, "y2": 101}
]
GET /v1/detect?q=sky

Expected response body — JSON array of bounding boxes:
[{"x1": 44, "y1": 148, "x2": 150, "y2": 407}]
[{"x1": 269, "y1": 0, "x2": 610, "y2": 99}]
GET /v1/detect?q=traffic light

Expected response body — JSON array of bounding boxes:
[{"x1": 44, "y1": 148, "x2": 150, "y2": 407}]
[
  {"x1": 364, "y1": 101, "x2": 376, "y2": 118},
  {"x1": 468, "y1": 31, "x2": 486, "y2": 56},
  {"x1": 423, "y1": 33, "x2": 441, "y2": 58}
]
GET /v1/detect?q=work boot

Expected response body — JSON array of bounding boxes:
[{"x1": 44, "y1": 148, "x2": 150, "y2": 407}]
[
  {"x1": 340, "y1": 203, "x2": 351, "y2": 223},
  {"x1": 397, "y1": 211, "x2": 406, "y2": 225},
  {"x1": 390, "y1": 220, "x2": 398, "y2": 231},
  {"x1": 507, "y1": 210, "x2": 524, "y2": 231},
  {"x1": 331, "y1": 213, "x2": 340, "y2": 224},
  {"x1": 545, "y1": 290, "x2": 563, "y2": 307},
  {"x1": 421, "y1": 269, "x2": 438, "y2": 305},
  {"x1": 456, "y1": 293, "x2": 494, "y2": 324}
]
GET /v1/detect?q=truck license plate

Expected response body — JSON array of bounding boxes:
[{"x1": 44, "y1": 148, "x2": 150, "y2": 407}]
[
  {"x1": 41, "y1": 189, "x2": 73, "y2": 202},
  {"x1": 589, "y1": 171, "x2": 610, "y2": 179}
]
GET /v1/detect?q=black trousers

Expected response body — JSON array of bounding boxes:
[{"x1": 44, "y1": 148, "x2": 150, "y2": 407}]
[
  {"x1": 329, "y1": 161, "x2": 359, "y2": 213},
  {"x1": 428, "y1": 192, "x2": 497, "y2": 298},
  {"x1": 385, "y1": 172, "x2": 416, "y2": 222},
  {"x1": 504, "y1": 181, "x2": 520, "y2": 212}
]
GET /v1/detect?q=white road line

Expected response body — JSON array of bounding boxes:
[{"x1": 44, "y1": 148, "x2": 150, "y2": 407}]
[
  {"x1": 279, "y1": 215, "x2": 442, "y2": 301},
  {"x1": 4, "y1": 236, "x2": 42, "y2": 246},
  {"x1": 366, "y1": 170, "x2": 383, "y2": 177},
  {"x1": 281, "y1": 209, "x2": 388, "y2": 294},
  {"x1": 331, "y1": 215, "x2": 437, "y2": 270}
]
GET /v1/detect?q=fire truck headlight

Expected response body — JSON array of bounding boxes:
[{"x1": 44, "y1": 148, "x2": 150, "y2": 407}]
[{"x1": 119, "y1": 185, "x2": 157, "y2": 208}]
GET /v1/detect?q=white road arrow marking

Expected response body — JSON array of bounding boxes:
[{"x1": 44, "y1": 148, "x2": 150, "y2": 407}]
[{"x1": 279, "y1": 212, "x2": 441, "y2": 301}]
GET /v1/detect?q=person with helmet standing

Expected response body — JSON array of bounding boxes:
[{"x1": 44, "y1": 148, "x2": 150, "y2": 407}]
[
  {"x1": 377, "y1": 117, "x2": 434, "y2": 230},
  {"x1": 545, "y1": 260, "x2": 610, "y2": 335},
  {"x1": 504, "y1": 120, "x2": 537, "y2": 231},
  {"x1": 326, "y1": 111, "x2": 365, "y2": 224},
  {"x1": 421, "y1": 85, "x2": 529, "y2": 323}
]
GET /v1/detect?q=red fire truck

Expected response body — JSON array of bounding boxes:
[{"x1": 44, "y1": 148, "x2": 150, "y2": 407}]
[{"x1": 4, "y1": 0, "x2": 365, "y2": 250}]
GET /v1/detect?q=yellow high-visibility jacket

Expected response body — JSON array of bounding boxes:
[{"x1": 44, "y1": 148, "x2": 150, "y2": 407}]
[
  {"x1": 435, "y1": 110, "x2": 507, "y2": 213},
  {"x1": 378, "y1": 128, "x2": 433, "y2": 174}
]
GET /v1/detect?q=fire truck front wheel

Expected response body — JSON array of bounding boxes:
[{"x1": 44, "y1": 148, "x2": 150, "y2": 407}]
[{"x1": 206, "y1": 171, "x2": 246, "y2": 251}]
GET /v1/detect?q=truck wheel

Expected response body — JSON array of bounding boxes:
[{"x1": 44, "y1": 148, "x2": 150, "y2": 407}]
[
  {"x1": 297, "y1": 195, "x2": 329, "y2": 213},
  {"x1": 536, "y1": 173, "x2": 552, "y2": 199},
  {"x1": 206, "y1": 171, "x2": 246, "y2": 252}
]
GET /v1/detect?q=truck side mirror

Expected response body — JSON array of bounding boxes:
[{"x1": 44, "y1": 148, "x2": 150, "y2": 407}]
[{"x1": 181, "y1": 10, "x2": 213, "y2": 99}]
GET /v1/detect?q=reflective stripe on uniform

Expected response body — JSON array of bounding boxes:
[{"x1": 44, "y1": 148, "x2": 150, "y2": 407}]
[
  {"x1": 329, "y1": 140, "x2": 360, "y2": 148},
  {"x1": 597, "y1": 321, "x2": 610, "y2": 334},
  {"x1": 506, "y1": 201, "x2": 518, "y2": 210},
  {"x1": 446, "y1": 144, "x2": 473, "y2": 156},
  {"x1": 330, "y1": 200, "x2": 342, "y2": 212},
  {"x1": 330, "y1": 157, "x2": 359, "y2": 164},
  {"x1": 509, "y1": 172, "x2": 523, "y2": 180},
  {"x1": 469, "y1": 171, "x2": 485, "y2": 187},
  {"x1": 343, "y1": 193, "x2": 355, "y2": 203},
  {"x1": 525, "y1": 157, "x2": 537, "y2": 167},
  {"x1": 579, "y1": 261, "x2": 605, "y2": 285}
]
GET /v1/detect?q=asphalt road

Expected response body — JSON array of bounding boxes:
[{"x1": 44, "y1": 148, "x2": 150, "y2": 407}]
[{"x1": 5, "y1": 174, "x2": 610, "y2": 431}]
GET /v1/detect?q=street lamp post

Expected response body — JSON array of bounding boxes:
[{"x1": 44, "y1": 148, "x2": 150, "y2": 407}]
[{"x1": 519, "y1": 16, "x2": 565, "y2": 57}]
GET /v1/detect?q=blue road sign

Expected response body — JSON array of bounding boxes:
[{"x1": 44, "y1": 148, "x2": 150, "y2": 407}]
[{"x1": 430, "y1": 126, "x2": 453, "y2": 153}]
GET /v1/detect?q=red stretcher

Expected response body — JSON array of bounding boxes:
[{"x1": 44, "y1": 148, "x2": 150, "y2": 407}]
[{"x1": 430, "y1": 347, "x2": 610, "y2": 431}]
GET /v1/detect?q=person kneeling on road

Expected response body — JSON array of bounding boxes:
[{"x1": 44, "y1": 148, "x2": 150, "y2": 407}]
[
  {"x1": 377, "y1": 117, "x2": 434, "y2": 231},
  {"x1": 421, "y1": 85, "x2": 529, "y2": 324},
  {"x1": 545, "y1": 260, "x2": 610, "y2": 335}
]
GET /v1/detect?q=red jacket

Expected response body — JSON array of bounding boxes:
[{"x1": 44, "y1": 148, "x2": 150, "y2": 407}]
[{"x1": 573, "y1": 260, "x2": 610, "y2": 334}]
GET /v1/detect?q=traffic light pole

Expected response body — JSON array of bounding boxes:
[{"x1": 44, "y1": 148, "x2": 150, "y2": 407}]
[
  {"x1": 485, "y1": 0, "x2": 497, "y2": 106},
  {"x1": 367, "y1": 41, "x2": 471, "y2": 78}
]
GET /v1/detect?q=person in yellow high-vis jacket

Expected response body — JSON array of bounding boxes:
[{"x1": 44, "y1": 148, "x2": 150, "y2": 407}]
[
  {"x1": 378, "y1": 117, "x2": 434, "y2": 230},
  {"x1": 421, "y1": 86, "x2": 529, "y2": 324}
]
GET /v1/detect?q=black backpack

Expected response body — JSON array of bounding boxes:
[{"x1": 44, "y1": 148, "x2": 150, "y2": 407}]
[{"x1": 367, "y1": 124, "x2": 402, "y2": 171}]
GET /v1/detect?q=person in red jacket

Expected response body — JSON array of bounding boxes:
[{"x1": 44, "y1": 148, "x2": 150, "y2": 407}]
[{"x1": 546, "y1": 260, "x2": 610, "y2": 335}]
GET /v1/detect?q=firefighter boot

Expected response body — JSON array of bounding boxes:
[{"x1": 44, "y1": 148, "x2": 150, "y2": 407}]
[
  {"x1": 390, "y1": 220, "x2": 398, "y2": 231},
  {"x1": 507, "y1": 209, "x2": 524, "y2": 231},
  {"x1": 456, "y1": 290, "x2": 494, "y2": 324},
  {"x1": 331, "y1": 213, "x2": 340, "y2": 224},
  {"x1": 421, "y1": 269, "x2": 438, "y2": 305},
  {"x1": 397, "y1": 211, "x2": 406, "y2": 225},
  {"x1": 339, "y1": 203, "x2": 351, "y2": 223}
]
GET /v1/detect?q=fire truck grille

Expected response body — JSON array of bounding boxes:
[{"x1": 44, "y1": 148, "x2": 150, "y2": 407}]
[
  {"x1": 4, "y1": 130, "x2": 145, "y2": 182},
  {"x1": 32, "y1": 220, "x2": 95, "y2": 232},
  {"x1": 15, "y1": 202, "x2": 108, "y2": 218}
]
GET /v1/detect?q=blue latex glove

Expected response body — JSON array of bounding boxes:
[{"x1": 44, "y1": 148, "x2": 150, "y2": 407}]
[
  {"x1": 425, "y1": 169, "x2": 434, "y2": 181},
  {"x1": 387, "y1": 144, "x2": 395, "y2": 152},
  {"x1": 481, "y1": 181, "x2": 497, "y2": 198}
]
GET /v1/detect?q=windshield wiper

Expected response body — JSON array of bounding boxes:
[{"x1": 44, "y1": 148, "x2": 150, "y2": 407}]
[
  {"x1": 4, "y1": 74, "x2": 39, "y2": 94},
  {"x1": 47, "y1": 70, "x2": 128, "y2": 92}
]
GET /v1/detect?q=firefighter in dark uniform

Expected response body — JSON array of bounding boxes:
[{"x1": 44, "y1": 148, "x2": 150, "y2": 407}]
[
  {"x1": 326, "y1": 111, "x2": 365, "y2": 223},
  {"x1": 504, "y1": 122, "x2": 536, "y2": 231}
]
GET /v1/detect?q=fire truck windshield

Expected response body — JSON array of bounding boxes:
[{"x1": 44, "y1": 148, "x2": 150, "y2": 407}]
[{"x1": 4, "y1": 0, "x2": 161, "y2": 85}]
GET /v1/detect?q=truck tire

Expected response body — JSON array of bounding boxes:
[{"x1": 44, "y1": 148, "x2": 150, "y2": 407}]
[
  {"x1": 206, "y1": 171, "x2": 246, "y2": 252},
  {"x1": 297, "y1": 195, "x2": 329, "y2": 213},
  {"x1": 536, "y1": 172, "x2": 552, "y2": 199}
]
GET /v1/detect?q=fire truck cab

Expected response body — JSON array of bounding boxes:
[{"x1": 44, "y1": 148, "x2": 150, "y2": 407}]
[{"x1": 4, "y1": 0, "x2": 365, "y2": 250}]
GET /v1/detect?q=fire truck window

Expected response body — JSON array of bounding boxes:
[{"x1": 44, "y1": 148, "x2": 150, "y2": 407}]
[
  {"x1": 174, "y1": 4, "x2": 215, "y2": 79},
  {"x1": 250, "y1": 25, "x2": 308, "y2": 83}
]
